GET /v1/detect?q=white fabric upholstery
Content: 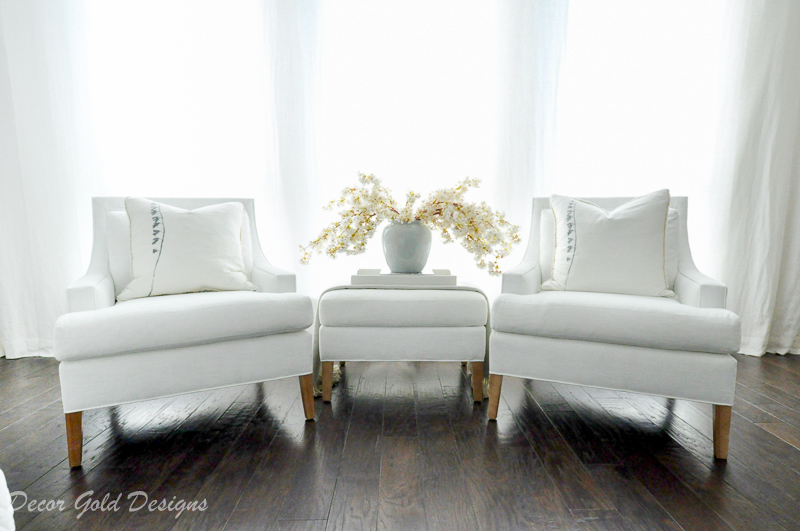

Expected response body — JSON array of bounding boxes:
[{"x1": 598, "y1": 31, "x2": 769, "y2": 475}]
[
  {"x1": 492, "y1": 196, "x2": 740, "y2": 409},
  {"x1": 54, "y1": 291, "x2": 312, "y2": 362},
  {"x1": 56, "y1": 197, "x2": 312, "y2": 415},
  {"x1": 491, "y1": 332, "x2": 737, "y2": 405},
  {"x1": 542, "y1": 190, "x2": 674, "y2": 297},
  {"x1": 539, "y1": 209, "x2": 555, "y2": 281},
  {"x1": 319, "y1": 326, "x2": 486, "y2": 362},
  {"x1": 314, "y1": 286, "x2": 490, "y2": 377},
  {"x1": 674, "y1": 268, "x2": 728, "y2": 309},
  {"x1": 70, "y1": 197, "x2": 296, "y2": 316},
  {"x1": 319, "y1": 289, "x2": 487, "y2": 327},
  {"x1": 665, "y1": 208, "x2": 679, "y2": 288},
  {"x1": 492, "y1": 291, "x2": 740, "y2": 354},
  {"x1": 106, "y1": 209, "x2": 255, "y2": 298},
  {"x1": 118, "y1": 198, "x2": 256, "y2": 301},
  {"x1": 540, "y1": 207, "x2": 679, "y2": 289},
  {"x1": 106, "y1": 211, "x2": 133, "y2": 297},
  {"x1": 59, "y1": 331, "x2": 311, "y2": 413}
]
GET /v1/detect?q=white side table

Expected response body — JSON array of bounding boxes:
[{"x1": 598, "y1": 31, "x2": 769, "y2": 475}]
[{"x1": 316, "y1": 273, "x2": 489, "y2": 403}]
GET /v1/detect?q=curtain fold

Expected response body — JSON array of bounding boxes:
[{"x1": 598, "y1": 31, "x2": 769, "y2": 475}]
[
  {"x1": 719, "y1": 0, "x2": 800, "y2": 356},
  {"x1": 0, "y1": 1, "x2": 90, "y2": 359},
  {"x1": 261, "y1": 0, "x2": 320, "y2": 295},
  {"x1": 496, "y1": 0, "x2": 569, "y2": 232},
  {"x1": 0, "y1": 0, "x2": 320, "y2": 358}
]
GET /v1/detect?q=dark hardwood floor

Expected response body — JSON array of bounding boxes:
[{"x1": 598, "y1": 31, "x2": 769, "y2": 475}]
[{"x1": 2, "y1": 354, "x2": 800, "y2": 530}]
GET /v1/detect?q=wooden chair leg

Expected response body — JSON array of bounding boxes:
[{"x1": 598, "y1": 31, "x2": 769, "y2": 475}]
[
  {"x1": 471, "y1": 362, "x2": 484, "y2": 402},
  {"x1": 66, "y1": 412, "x2": 83, "y2": 468},
  {"x1": 488, "y1": 374, "x2": 503, "y2": 420},
  {"x1": 299, "y1": 374, "x2": 315, "y2": 420},
  {"x1": 322, "y1": 361, "x2": 334, "y2": 403},
  {"x1": 713, "y1": 404, "x2": 732, "y2": 460}
]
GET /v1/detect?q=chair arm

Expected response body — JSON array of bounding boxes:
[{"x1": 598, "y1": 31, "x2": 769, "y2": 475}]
[
  {"x1": 674, "y1": 267, "x2": 727, "y2": 309},
  {"x1": 67, "y1": 271, "x2": 115, "y2": 313},
  {"x1": 251, "y1": 263, "x2": 296, "y2": 293},
  {"x1": 501, "y1": 259, "x2": 542, "y2": 295}
]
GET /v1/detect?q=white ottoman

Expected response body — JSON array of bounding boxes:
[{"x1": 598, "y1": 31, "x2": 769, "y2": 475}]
[{"x1": 318, "y1": 287, "x2": 489, "y2": 402}]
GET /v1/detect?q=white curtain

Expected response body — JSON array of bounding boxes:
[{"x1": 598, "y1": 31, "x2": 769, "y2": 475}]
[
  {"x1": 0, "y1": 1, "x2": 91, "y2": 359},
  {"x1": 0, "y1": 0, "x2": 319, "y2": 358},
  {"x1": 551, "y1": 0, "x2": 728, "y2": 275},
  {"x1": 496, "y1": 0, "x2": 568, "y2": 233},
  {"x1": 718, "y1": 0, "x2": 800, "y2": 356},
  {"x1": 4, "y1": 0, "x2": 796, "y2": 360},
  {"x1": 261, "y1": 0, "x2": 320, "y2": 295}
]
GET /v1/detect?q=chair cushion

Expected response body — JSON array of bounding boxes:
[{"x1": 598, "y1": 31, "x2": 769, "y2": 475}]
[
  {"x1": 117, "y1": 198, "x2": 256, "y2": 301},
  {"x1": 541, "y1": 190, "x2": 675, "y2": 298},
  {"x1": 106, "y1": 209, "x2": 255, "y2": 298},
  {"x1": 319, "y1": 289, "x2": 488, "y2": 327},
  {"x1": 54, "y1": 291, "x2": 313, "y2": 361},
  {"x1": 539, "y1": 207, "x2": 680, "y2": 289},
  {"x1": 492, "y1": 291, "x2": 740, "y2": 354}
]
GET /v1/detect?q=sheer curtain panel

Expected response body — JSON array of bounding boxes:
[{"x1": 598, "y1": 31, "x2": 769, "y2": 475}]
[
  {"x1": 0, "y1": 1, "x2": 91, "y2": 359},
  {"x1": 496, "y1": 0, "x2": 568, "y2": 233},
  {"x1": 261, "y1": 0, "x2": 320, "y2": 295},
  {"x1": 718, "y1": 0, "x2": 800, "y2": 356},
  {"x1": 0, "y1": 0, "x2": 320, "y2": 358}
]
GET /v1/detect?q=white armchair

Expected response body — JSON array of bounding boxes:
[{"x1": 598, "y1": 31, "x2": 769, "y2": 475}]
[
  {"x1": 54, "y1": 198, "x2": 315, "y2": 468},
  {"x1": 488, "y1": 197, "x2": 740, "y2": 459}
]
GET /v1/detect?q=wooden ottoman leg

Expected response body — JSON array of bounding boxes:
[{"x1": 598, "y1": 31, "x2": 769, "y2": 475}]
[
  {"x1": 471, "y1": 362, "x2": 484, "y2": 402},
  {"x1": 322, "y1": 361, "x2": 334, "y2": 403},
  {"x1": 488, "y1": 375, "x2": 503, "y2": 420},
  {"x1": 713, "y1": 404, "x2": 732, "y2": 460},
  {"x1": 66, "y1": 412, "x2": 83, "y2": 468},
  {"x1": 299, "y1": 374, "x2": 315, "y2": 420}
]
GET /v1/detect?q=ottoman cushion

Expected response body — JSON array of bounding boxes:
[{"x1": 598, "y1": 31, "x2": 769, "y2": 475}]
[{"x1": 319, "y1": 289, "x2": 487, "y2": 327}]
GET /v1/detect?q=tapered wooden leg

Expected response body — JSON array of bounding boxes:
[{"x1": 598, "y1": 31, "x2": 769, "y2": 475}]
[
  {"x1": 488, "y1": 375, "x2": 503, "y2": 420},
  {"x1": 299, "y1": 374, "x2": 315, "y2": 420},
  {"x1": 713, "y1": 404, "x2": 732, "y2": 460},
  {"x1": 471, "y1": 362, "x2": 484, "y2": 402},
  {"x1": 322, "y1": 361, "x2": 334, "y2": 403},
  {"x1": 65, "y1": 412, "x2": 83, "y2": 468}
]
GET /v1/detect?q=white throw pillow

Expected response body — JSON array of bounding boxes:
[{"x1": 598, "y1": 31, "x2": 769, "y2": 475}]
[
  {"x1": 539, "y1": 206, "x2": 680, "y2": 289},
  {"x1": 541, "y1": 190, "x2": 675, "y2": 297},
  {"x1": 117, "y1": 198, "x2": 256, "y2": 301},
  {"x1": 107, "y1": 209, "x2": 255, "y2": 298}
]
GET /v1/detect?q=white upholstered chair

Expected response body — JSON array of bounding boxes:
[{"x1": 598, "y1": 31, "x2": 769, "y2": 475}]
[
  {"x1": 488, "y1": 197, "x2": 741, "y2": 459},
  {"x1": 54, "y1": 198, "x2": 315, "y2": 468}
]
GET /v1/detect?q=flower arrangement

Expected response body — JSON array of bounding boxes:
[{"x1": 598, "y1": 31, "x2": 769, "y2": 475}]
[{"x1": 300, "y1": 173, "x2": 520, "y2": 275}]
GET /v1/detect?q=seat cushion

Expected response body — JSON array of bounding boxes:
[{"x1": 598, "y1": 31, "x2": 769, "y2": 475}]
[
  {"x1": 492, "y1": 291, "x2": 740, "y2": 354},
  {"x1": 54, "y1": 291, "x2": 313, "y2": 361},
  {"x1": 319, "y1": 289, "x2": 488, "y2": 327}
]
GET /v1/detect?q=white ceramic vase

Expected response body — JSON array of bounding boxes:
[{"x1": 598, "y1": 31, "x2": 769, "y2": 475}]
[{"x1": 382, "y1": 220, "x2": 432, "y2": 273}]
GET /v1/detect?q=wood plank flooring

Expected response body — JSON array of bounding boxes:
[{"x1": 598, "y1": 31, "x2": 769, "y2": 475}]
[{"x1": 1, "y1": 354, "x2": 800, "y2": 530}]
